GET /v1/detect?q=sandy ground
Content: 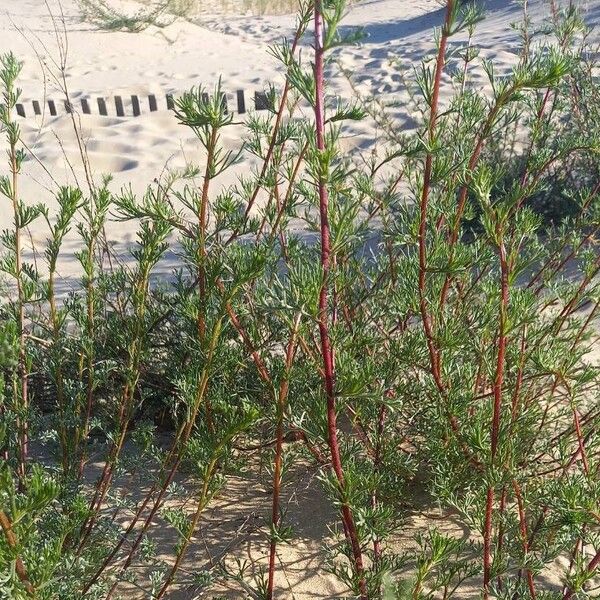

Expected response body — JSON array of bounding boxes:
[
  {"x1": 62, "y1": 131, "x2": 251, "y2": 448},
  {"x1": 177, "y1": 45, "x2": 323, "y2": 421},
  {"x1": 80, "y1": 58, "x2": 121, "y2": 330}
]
[
  {"x1": 83, "y1": 436, "x2": 594, "y2": 599},
  {"x1": 2, "y1": 0, "x2": 600, "y2": 597}
]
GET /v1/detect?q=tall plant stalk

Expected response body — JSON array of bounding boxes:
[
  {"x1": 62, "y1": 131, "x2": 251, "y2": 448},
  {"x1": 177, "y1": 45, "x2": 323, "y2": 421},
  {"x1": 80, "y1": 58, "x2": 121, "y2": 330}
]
[
  {"x1": 483, "y1": 226, "x2": 509, "y2": 597},
  {"x1": 75, "y1": 186, "x2": 107, "y2": 481},
  {"x1": 418, "y1": 0, "x2": 453, "y2": 389},
  {"x1": 77, "y1": 220, "x2": 170, "y2": 550},
  {"x1": 0, "y1": 509, "x2": 34, "y2": 596},
  {"x1": 267, "y1": 314, "x2": 301, "y2": 599},
  {"x1": 313, "y1": 2, "x2": 367, "y2": 597},
  {"x1": 0, "y1": 54, "x2": 29, "y2": 483}
]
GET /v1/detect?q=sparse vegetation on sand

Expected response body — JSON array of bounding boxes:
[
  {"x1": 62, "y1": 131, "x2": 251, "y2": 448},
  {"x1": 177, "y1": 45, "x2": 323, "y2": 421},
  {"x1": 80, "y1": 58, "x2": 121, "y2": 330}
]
[
  {"x1": 1, "y1": 1, "x2": 600, "y2": 599},
  {"x1": 76, "y1": 0, "x2": 328, "y2": 29}
]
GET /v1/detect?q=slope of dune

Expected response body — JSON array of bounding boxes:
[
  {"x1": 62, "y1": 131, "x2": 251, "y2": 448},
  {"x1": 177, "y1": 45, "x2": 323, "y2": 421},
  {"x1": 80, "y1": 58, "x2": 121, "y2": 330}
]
[{"x1": 1, "y1": 0, "x2": 598, "y2": 284}]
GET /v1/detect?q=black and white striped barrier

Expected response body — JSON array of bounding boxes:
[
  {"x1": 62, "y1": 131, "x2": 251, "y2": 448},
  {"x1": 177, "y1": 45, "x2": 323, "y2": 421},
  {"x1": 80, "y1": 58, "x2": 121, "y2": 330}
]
[{"x1": 14, "y1": 90, "x2": 272, "y2": 119}]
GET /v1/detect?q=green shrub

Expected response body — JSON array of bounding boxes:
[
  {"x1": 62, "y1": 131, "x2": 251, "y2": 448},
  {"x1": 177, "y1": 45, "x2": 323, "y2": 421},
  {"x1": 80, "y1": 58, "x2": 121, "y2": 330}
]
[{"x1": 1, "y1": 2, "x2": 599, "y2": 599}]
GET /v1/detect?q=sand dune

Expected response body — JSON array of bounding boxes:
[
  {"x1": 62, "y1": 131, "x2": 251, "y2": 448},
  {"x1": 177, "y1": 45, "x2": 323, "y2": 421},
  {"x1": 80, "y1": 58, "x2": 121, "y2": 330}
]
[
  {"x1": 7, "y1": 0, "x2": 598, "y2": 215},
  {"x1": 2, "y1": 1, "x2": 598, "y2": 273}
]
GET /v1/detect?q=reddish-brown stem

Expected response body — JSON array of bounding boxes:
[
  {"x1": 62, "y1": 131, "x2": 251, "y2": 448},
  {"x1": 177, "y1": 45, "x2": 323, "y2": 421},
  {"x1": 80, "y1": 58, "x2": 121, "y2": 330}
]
[
  {"x1": 532, "y1": 225, "x2": 599, "y2": 297},
  {"x1": 438, "y1": 90, "x2": 512, "y2": 309},
  {"x1": 483, "y1": 486, "x2": 495, "y2": 599},
  {"x1": 510, "y1": 326, "x2": 528, "y2": 425},
  {"x1": 413, "y1": 0, "x2": 481, "y2": 468},
  {"x1": 563, "y1": 525, "x2": 586, "y2": 597},
  {"x1": 496, "y1": 487, "x2": 507, "y2": 591},
  {"x1": 81, "y1": 434, "x2": 184, "y2": 593},
  {"x1": 267, "y1": 315, "x2": 301, "y2": 600},
  {"x1": 571, "y1": 406, "x2": 590, "y2": 475},
  {"x1": 491, "y1": 239, "x2": 509, "y2": 459},
  {"x1": 142, "y1": 294, "x2": 265, "y2": 599},
  {"x1": 372, "y1": 404, "x2": 387, "y2": 571},
  {"x1": 313, "y1": 3, "x2": 367, "y2": 597},
  {"x1": 572, "y1": 295, "x2": 600, "y2": 349},
  {"x1": 154, "y1": 454, "x2": 219, "y2": 600},
  {"x1": 83, "y1": 319, "x2": 224, "y2": 591},
  {"x1": 225, "y1": 13, "x2": 307, "y2": 245},
  {"x1": 513, "y1": 481, "x2": 537, "y2": 598},
  {"x1": 418, "y1": 0, "x2": 453, "y2": 391},
  {"x1": 197, "y1": 125, "x2": 218, "y2": 432},
  {"x1": 518, "y1": 88, "x2": 553, "y2": 189},
  {"x1": 79, "y1": 265, "x2": 153, "y2": 550},
  {"x1": 563, "y1": 549, "x2": 600, "y2": 599},
  {"x1": 484, "y1": 232, "x2": 510, "y2": 597},
  {"x1": 0, "y1": 509, "x2": 35, "y2": 596},
  {"x1": 77, "y1": 414, "x2": 130, "y2": 552}
]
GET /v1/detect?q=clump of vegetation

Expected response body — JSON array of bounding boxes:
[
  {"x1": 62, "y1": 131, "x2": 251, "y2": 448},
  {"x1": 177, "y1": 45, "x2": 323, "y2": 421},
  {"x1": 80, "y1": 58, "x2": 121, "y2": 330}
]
[
  {"x1": 76, "y1": 0, "x2": 298, "y2": 28},
  {"x1": 76, "y1": 0, "x2": 181, "y2": 31},
  {"x1": 1, "y1": 0, "x2": 599, "y2": 599},
  {"x1": 79, "y1": 0, "x2": 358, "y2": 23}
]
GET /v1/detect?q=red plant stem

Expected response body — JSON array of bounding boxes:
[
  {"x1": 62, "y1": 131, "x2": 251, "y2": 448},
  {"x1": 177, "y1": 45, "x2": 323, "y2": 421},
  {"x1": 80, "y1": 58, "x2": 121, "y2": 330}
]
[
  {"x1": 483, "y1": 486, "x2": 495, "y2": 599},
  {"x1": 198, "y1": 125, "x2": 217, "y2": 345},
  {"x1": 418, "y1": 0, "x2": 453, "y2": 390},
  {"x1": 572, "y1": 406, "x2": 590, "y2": 475},
  {"x1": 531, "y1": 224, "x2": 599, "y2": 296},
  {"x1": 313, "y1": 3, "x2": 367, "y2": 597},
  {"x1": 484, "y1": 232, "x2": 510, "y2": 597},
  {"x1": 553, "y1": 258, "x2": 600, "y2": 328},
  {"x1": 438, "y1": 83, "x2": 521, "y2": 308},
  {"x1": 411, "y1": 1, "x2": 483, "y2": 470},
  {"x1": 79, "y1": 264, "x2": 155, "y2": 550},
  {"x1": 491, "y1": 239, "x2": 508, "y2": 459},
  {"x1": 440, "y1": 55, "x2": 571, "y2": 305},
  {"x1": 225, "y1": 13, "x2": 307, "y2": 245},
  {"x1": 519, "y1": 88, "x2": 553, "y2": 189},
  {"x1": 197, "y1": 125, "x2": 218, "y2": 433},
  {"x1": 510, "y1": 326, "x2": 527, "y2": 424},
  {"x1": 144, "y1": 292, "x2": 277, "y2": 599},
  {"x1": 221, "y1": 295, "x2": 271, "y2": 384},
  {"x1": 153, "y1": 454, "x2": 220, "y2": 600},
  {"x1": 564, "y1": 526, "x2": 586, "y2": 597},
  {"x1": 527, "y1": 405, "x2": 597, "y2": 549},
  {"x1": 438, "y1": 142, "x2": 486, "y2": 307},
  {"x1": 267, "y1": 143, "x2": 309, "y2": 245},
  {"x1": 267, "y1": 315, "x2": 301, "y2": 600},
  {"x1": 496, "y1": 487, "x2": 507, "y2": 591},
  {"x1": 81, "y1": 436, "x2": 184, "y2": 593},
  {"x1": 572, "y1": 295, "x2": 600, "y2": 349},
  {"x1": 563, "y1": 549, "x2": 600, "y2": 599},
  {"x1": 524, "y1": 259, "x2": 600, "y2": 460},
  {"x1": 266, "y1": 413, "x2": 285, "y2": 598},
  {"x1": 513, "y1": 481, "x2": 537, "y2": 598},
  {"x1": 414, "y1": 0, "x2": 480, "y2": 467},
  {"x1": 524, "y1": 350, "x2": 597, "y2": 562},
  {"x1": 83, "y1": 318, "x2": 224, "y2": 591},
  {"x1": 0, "y1": 509, "x2": 35, "y2": 596},
  {"x1": 372, "y1": 404, "x2": 387, "y2": 570},
  {"x1": 77, "y1": 412, "x2": 131, "y2": 552},
  {"x1": 105, "y1": 403, "x2": 219, "y2": 597}
]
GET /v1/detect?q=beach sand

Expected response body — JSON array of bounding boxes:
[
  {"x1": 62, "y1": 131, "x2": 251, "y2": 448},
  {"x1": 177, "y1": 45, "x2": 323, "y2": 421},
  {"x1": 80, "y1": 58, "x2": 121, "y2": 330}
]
[{"x1": 4, "y1": 0, "x2": 598, "y2": 288}]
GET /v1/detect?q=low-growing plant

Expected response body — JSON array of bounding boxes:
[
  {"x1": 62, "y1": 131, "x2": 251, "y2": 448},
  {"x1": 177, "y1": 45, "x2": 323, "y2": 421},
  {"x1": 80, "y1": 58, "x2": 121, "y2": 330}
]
[{"x1": 76, "y1": 0, "x2": 180, "y2": 31}]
